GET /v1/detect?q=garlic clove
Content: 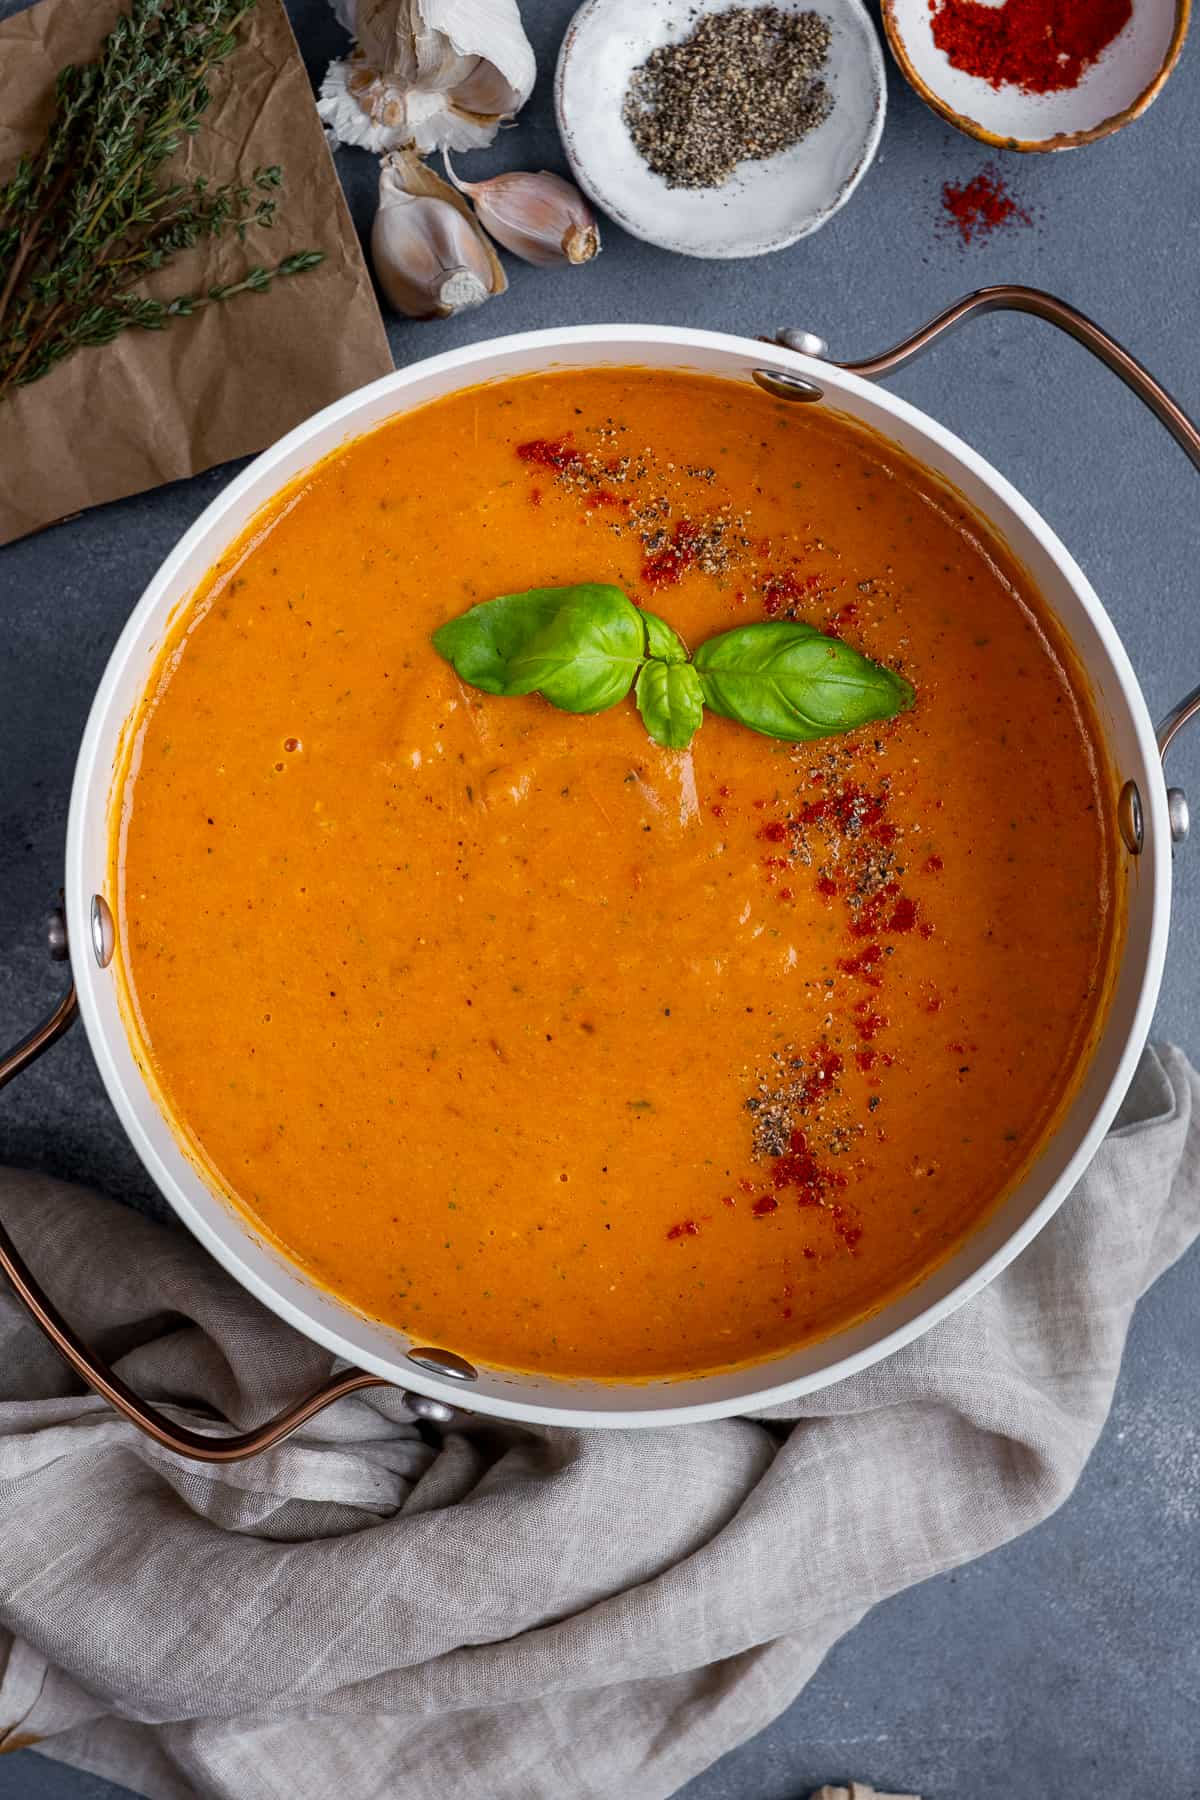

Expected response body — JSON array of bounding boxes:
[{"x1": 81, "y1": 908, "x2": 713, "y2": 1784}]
[
  {"x1": 320, "y1": 0, "x2": 535, "y2": 153},
  {"x1": 384, "y1": 145, "x2": 508, "y2": 287},
  {"x1": 449, "y1": 57, "x2": 525, "y2": 117},
  {"x1": 372, "y1": 194, "x2": 491, "y2": 317},
  {"x1": 442, "y1": 156, "x2": 601, "y2": 267},
  {"x1": 372, "y1": 149, "x2": 507, "y2": 318}
]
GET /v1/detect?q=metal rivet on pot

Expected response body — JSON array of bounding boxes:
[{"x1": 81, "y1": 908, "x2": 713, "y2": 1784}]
[
  {"x1": 46, "y1": 908, "x2": 69, "y2": 962},
  {"x1": 407, "y1": 1346, "x2": 478, "y2": 1382},
  {"x1": 1167, "y1": 787, "x2": 1190, "y2": 844},
  {"x1": 90, "y1": 894, "x2": 115, "y2": 968},
  {"x1": 402, "y1": 1391, "x2": 458, "y2": 1424},
  {"x1": 752, "y1": 368, "x2": 823, "y2": 404},
  {"x1": 774, "y1": 327, "x2": 829, "y2": 359},
  {"x1": 1117, "y1": 781, "x2": 1144, "y2": 855}
]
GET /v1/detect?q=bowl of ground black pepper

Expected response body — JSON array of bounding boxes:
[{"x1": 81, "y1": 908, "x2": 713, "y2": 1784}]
[
  {"x1": 554, "y1": 0, "x2": 886, "y2": 257},
  {"x1": 883, "y1": 0, "x2": 1190, "y2": 151}
]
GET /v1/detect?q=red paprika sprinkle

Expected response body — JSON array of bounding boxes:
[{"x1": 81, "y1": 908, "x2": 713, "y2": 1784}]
[
  {"x1": 940, "y1": 165, "x2": 1032, "y2": 247},
  {"x1": 823, "y1": 602, "x2": 859, "y2": 637},
  {"x1": 930, "y1": 0, "x2": 1132, "y2": 95},
  {"x1": 810, "y1": 1046, "x2": 844, "y2": 1089},
  {"x1": 856, "y1": 1010, "x2": 889, "y2": 1042},
  {"x1": 642, "y1": 518, "x2": 700, "y2": 588},
  {"x1": 838, "y1": 942, "x2": 883, "y2": 979},
  {"x1": 762, "y1": 569, "x2": 819, "y2": 617},
  {"x1": 832, "y1": 1205, "x2": 863, "y2": 1252},
  {"x1": 666, "y1": 1219, "x2": 700, "y2": 1241},
  {"x1": 888, "y1": 896, "x2": 919, "y2": 934},
  {"x1": 516, "y1": 435, "x2": 580, "y2": 470}
]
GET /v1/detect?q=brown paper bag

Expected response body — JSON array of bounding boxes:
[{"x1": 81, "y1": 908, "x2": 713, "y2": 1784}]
[{"x1": 0, "y1": 0, "x2": 392, "y2": 545}]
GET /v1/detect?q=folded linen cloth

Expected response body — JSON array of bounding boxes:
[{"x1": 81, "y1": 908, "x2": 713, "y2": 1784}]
[{"x1": 0, "y1": 1043, "x2": 1197, "y2": 1800}]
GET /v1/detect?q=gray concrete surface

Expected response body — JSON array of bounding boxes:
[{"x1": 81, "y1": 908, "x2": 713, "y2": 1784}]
[{"x1": 1, "y1": 2, "x2": 1198, "y2": 1796}]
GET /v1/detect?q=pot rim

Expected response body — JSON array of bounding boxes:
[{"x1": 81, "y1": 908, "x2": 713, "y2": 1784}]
[{"x1": 64, "y1": 322, "x2": 1172, "y2": 1426}]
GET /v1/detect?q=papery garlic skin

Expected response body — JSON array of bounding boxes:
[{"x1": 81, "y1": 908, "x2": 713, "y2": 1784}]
[
  {"x1": 320, "y1": 0, "x2": 536, "y2": 153},
  {"x1": 443, "y1": 158, "x2": 601, "y2": 267},
  {"x1": 371, "y1": 151, "x2": 507, "y2": 318}
]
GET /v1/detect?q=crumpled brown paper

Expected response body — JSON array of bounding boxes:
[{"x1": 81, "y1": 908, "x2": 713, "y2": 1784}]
[{"x1": 0, "y1": 0, "x2": 392, "y2": 546}]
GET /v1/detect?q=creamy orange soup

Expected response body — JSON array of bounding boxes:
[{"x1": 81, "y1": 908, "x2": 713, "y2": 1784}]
[{"x1": 114, "y1": 369, "x2": 1120, "y2": 1380}]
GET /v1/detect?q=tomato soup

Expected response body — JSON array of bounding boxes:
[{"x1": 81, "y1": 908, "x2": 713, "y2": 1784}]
[{"x1": 113, "y1": 369, "x2": 1120, "y2": 1380}]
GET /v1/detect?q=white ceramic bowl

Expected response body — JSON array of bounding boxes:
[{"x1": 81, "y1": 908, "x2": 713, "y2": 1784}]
[
  {"x1": 883, "y1": 0, "x2": 1190, "y2": 150},
  {"x1": 555, "y1": 0, "x2": 887, "y2": 256},
  {"x1": 64, "y1": 322, "x2": 1172, "y2": 1429}
]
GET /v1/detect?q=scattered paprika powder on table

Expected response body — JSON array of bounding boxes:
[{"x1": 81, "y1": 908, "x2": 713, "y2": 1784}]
[
  {"x1": 940, "y1": 164, "x2": 1033, "y2": 246},
  {"x1": 929, "y1": 0, "x2": 1133, "y2": 95}
]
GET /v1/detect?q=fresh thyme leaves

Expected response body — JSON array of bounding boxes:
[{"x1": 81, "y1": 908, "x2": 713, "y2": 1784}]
[
  {"x1": 432, "y1": 584, "x2": 915, "y2": 750},
  {"x1": 0, "y1": 0, "x2": 323, "y2": 402}
]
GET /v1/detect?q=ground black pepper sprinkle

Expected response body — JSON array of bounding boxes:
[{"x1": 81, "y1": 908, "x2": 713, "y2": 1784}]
[
  {"x1": 622, "y1": 7, "x2": 834, "y2": 191},
  {"x1": 745, "y1": 1054, "x2": 810, "y2": 1158},
  {"x1": 517, "y1": 427, "x2": 751, "y2": 576},
  {"x1": 745, "y1": 1046, "x2": 860, "y2": 1161}
]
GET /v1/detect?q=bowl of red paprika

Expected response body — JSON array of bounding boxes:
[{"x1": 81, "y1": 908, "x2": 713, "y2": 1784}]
[{"x1": 882, "y1": 0, "x2": 1190, "y2": 151}]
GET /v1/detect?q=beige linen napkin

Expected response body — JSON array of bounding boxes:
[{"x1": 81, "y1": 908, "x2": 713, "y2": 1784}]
[{"x1": 0, "y1": 1043, "x2": 1197, "y2": 1800}]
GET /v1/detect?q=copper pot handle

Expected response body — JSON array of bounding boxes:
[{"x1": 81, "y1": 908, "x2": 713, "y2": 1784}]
[
  {"x1": 0, "y1": 915, "x2": 457, "y2": 1463},
  {"x1": 766, "y1": 282, "x2": 1200, "y2": 788}
]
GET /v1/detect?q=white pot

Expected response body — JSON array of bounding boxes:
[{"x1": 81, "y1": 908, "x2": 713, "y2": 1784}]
[{"x1": 6, "y1": 292, "x2": 1196, "y2": 1446}]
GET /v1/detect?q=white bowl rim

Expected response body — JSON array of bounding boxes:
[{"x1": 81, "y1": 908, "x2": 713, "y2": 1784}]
[
  {"x1": 553, "y1": 0, "x2": 888, "y2": 257},
  {"x1": 65, "y1": 320, "x2": 1171, "y2": 1428}
]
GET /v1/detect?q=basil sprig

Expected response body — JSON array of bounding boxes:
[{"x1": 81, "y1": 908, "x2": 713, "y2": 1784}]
[{"x1": 432, "y1": 584, "x2": 913, "y2": 750}]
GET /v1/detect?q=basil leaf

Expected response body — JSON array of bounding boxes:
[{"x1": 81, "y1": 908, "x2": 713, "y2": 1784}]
[
  {"x1": 635, "y1": 659, "x2": 705, "y2": 750},
  {"x1": 639, "y1": 608, "x2": 688, "y2": 665},
  {"x1": 694, "y1": 621, "x2": 914, "y2": 742},
  {"x1": 432, "y1": 584, "x2": 645, "y2": 713}
]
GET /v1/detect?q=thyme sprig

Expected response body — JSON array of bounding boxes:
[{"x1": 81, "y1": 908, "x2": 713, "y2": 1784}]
[{"x1": 0, "y1": 0, "x2": 323, "y2": 402}]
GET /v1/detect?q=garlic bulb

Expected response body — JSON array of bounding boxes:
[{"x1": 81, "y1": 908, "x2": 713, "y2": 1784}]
[
  {"x1": 320, "y1": 0, "x2": 536, "y2": 154},
  {"x1": 443, "y1": 155, "x2": 600, "y2": 267},
  {"x1": 371, "y1": 149, "x2": 506, "y2": 318}
]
